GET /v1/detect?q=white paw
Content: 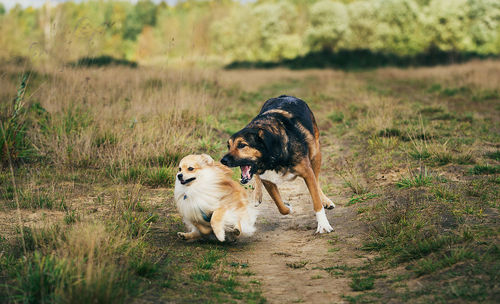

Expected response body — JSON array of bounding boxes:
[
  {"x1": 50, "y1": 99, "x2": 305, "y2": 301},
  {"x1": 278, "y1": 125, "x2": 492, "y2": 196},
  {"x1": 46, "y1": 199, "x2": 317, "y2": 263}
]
[
  {"x1": 284, "y1": 203, "x2": 293, "y2": 214},
  {"x1": 254, "y1": 200, "x2": 262, "y2": 207},
  {"x1": 315, "y1": 208, "x2": 333, "y2": 233}
]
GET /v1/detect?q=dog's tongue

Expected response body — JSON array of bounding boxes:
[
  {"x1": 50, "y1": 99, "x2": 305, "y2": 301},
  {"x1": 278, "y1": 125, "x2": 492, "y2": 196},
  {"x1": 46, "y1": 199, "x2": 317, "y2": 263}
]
[{"x1": 240, "y1": 165, "x2": 251, "y2": 184}]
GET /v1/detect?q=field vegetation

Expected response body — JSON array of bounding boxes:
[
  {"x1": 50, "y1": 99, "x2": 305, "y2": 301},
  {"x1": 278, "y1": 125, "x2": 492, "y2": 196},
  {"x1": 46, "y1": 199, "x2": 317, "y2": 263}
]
[
  {"x1": 0, "y1": 2, "x2": 499, "y2": 301},
  {"x1": 1, "y1": 58, "x2": 499, "y2": 302}
]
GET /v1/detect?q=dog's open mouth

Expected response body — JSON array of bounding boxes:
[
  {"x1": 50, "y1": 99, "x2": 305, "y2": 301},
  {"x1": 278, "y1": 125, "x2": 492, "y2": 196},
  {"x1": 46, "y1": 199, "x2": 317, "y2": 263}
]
[
  {"x1": 180, "y1": 177, "x2": 196, "y2": 185},
  {"x1": 240, "y1": 165, "x2": 253, "y2": 184}
]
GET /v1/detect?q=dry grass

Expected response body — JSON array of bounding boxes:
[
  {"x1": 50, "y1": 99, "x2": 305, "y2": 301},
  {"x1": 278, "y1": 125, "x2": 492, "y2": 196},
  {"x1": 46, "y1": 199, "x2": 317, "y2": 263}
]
[
  {"x1": 14, "y1": 222, "x2": 147, "y2": 303},
  {"x1": 375, "y1": 59, "x2": 500, "y2": 91},
  {"x1": 32, "y1": 67, "x2": 225, "y2": 168},
  {"x1": 355, "y1": 96, "x2": 401, "y2": 135},
  {"x1": 1, "y1": 60, "x2": 499, "y2": 303},
  {"x1": 0, "y1": 63, "x2": 272, "y2": 303}
]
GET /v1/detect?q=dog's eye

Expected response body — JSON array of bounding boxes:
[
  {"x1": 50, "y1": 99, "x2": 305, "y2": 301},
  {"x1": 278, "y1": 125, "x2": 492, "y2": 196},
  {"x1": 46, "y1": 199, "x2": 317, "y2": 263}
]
[
  {"x1": 227, "y1": 143, "x2": 230, "y2": 150},
  {"x1": 237, "y1": 143, "x2": 247, "y2": 149},
  {"x1": 178, "y1": 167, "x2": 181, "y2": 172},
  {"x1": 188, "y1": 167, "x2": 194, "y2": 171}
]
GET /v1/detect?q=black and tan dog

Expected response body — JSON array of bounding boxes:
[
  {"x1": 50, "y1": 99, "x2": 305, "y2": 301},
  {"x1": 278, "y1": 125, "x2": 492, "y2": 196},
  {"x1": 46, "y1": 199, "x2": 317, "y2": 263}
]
[{"x1": 221, "y1": 95, "x2": 335, "y2": 233}]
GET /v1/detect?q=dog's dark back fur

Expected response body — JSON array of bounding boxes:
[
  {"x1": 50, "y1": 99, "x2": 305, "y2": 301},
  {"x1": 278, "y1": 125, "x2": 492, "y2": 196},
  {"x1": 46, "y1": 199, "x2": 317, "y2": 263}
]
[
  {"x1": 259, "y1": 95, "x2": 316, "y2": 135},
  {"x1": 222, "y1": 95, "x2": 335, "y2": 231},
  {"x1": 227, "y1": 95, "x2": 318, "y2": 174}
]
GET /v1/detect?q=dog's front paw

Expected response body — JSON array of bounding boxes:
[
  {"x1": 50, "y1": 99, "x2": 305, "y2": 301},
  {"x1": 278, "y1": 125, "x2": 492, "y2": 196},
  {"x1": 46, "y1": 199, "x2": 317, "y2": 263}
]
[
  {"x1": 323, "y1": 197, "x2": 335, "y2": 210},
  {"x1": 177, "y1": 232, "x2": 187, "y2": 240},
  {"x1": 254, "y1": 200, "x2": 262, "y2": 207},
  {"x1": 316, "y1": 222, "x2": 333, "y2": 233},
  {"x1": 284, "y1": 202, "x2": 293, "y2": 214},
  {"x1": 315, "y1": 208, "x2": 333, "y2": 233}
]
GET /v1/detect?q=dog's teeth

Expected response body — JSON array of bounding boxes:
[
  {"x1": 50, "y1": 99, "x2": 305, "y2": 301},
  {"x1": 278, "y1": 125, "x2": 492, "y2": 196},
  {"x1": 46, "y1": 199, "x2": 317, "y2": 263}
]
[{"x1": 241, "y1": 165, "x2": 252, "y2": 180}]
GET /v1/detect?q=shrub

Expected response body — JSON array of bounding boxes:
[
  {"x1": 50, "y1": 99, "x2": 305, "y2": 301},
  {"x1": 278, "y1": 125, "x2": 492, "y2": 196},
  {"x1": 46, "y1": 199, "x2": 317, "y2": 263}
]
[
  {"x1": 347, "y1": 1, "x2": 379, "y2": 50},
  {"x1": 467, "y1": 0, "x2": 500, "y2": 55},
  {"x1": 374, "y1": 0, "x2": 429, "y2": 56},
  {"x1": 306, "y1": 0, "x2": 350, "y2": 51},
  {"x1": 252, "y1": 2, "x2": 304, "y2": 60},
  {"x1": 425, "y1": 0, "x2": 474, "y2": 52}
]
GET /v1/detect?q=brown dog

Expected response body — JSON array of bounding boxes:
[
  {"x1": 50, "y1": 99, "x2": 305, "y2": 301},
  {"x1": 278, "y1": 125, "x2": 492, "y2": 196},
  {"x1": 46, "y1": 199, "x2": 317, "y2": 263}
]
[{"x1": 221, "y1": 95, "x2": 334, "y2": 233}]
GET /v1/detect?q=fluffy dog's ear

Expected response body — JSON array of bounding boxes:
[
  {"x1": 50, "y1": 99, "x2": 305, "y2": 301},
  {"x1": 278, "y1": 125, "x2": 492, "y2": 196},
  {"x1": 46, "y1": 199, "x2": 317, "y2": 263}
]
[{"x1": 200, "y1": 154, "x2": 214, "y2": 165}]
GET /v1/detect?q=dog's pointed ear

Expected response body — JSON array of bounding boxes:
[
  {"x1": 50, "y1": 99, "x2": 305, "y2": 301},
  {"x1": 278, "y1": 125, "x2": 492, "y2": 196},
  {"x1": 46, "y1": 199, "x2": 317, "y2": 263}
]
[
  {"x1": 257, "y1": 128, "x2": 282, "y2": 164},
  {"x1": 200, "y1": 154, "x2": 214, "y2": 165}
]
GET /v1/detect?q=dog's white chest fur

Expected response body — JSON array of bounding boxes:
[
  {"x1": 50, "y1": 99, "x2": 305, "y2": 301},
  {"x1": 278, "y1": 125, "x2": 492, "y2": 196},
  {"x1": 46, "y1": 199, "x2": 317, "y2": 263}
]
[
  {"x1": 174, "y1": 170, "x2": 220, "y2": 224},
  {"x1": 259, "y1": 170, "x2": 297, "y2": 184}
]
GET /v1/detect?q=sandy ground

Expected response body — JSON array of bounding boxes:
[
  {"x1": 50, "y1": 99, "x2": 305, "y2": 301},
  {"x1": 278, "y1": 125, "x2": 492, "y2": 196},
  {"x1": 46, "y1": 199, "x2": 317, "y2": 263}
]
[{"x1": 228, "y1": 177, "x2": 371, "y2": 304}]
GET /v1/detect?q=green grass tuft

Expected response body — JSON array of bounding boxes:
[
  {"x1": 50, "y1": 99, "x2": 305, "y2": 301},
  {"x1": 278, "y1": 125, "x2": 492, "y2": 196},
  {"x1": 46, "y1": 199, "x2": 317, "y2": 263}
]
[
  {"x1": 130, "y1": 259, "x2": 158, "y2": 278},
  {"x1": 378, "y1": 128, "x2": 401, "y2": 138},
  {"x1": 1, "y1": 74, "x2": 37, "y2": 166},
  {"x1": 485, "y1": 151, "x2": 500, "y2": 161},
  {"x1": 347, "y1": 193, "x2": 379, "y2": 206},
  {"x1": 396, "y1": 168, "x2": 433, "y2": 188},
  {"x1": 469, "y1": 164, "x2": 500, "y2": 175},
  {"x1": 349, "y1": 273, "x2": 375, "y2": 291},
  {"x1": 413, "y1": 248, "x2": 476, "y2": 276},
  {"x1": 120, "y1": 166, "x2": 176, "y2": 187},
  {"x1": 328, "y1": 111, "x2": 344, "y2": 123},
  {"x1": 191, "y1": 271, "x2": 212, "y2": 282}
]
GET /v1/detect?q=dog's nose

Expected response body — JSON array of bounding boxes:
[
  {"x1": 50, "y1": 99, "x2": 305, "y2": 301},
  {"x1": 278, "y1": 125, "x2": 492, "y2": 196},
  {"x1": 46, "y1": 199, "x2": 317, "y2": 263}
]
[
  {"x1": 220, "y1": 156, "x2": 229, "y2": 166},
  {"x1": 177, "y1": 174, "x2": 183, "y2": 181}
]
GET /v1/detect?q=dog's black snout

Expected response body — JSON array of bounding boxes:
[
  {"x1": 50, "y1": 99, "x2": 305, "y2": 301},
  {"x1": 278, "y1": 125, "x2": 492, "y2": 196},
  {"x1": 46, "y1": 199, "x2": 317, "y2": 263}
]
[
  {"x1": 177, "y1": 173, "x2": 183, "y2": 181},
  {"x1": 220, "y1": 155, "x2": 230, "y2": 166}
]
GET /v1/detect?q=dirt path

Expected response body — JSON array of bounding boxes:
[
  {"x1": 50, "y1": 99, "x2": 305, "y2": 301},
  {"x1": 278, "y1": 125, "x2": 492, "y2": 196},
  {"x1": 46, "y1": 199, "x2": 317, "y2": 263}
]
[{"x1": 229, "y1": 177, "x2": 370, "y2": 304}]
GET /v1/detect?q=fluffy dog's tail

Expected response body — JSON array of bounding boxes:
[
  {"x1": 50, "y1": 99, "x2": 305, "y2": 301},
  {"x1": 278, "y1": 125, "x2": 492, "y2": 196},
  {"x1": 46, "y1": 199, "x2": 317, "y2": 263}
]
[
  {"x1": 223, "y1": 204, "x2": 258, "y2": 236},
  {"x1": 240, "y1": 204, "x2": 258, "y2": 236}
]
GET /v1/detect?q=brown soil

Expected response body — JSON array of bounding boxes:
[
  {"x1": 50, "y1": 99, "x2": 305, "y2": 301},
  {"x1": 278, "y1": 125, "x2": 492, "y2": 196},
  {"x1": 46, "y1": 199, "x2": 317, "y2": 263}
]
[{"x1": 228, "y1": 177, "x2": 372, "y2": 304}]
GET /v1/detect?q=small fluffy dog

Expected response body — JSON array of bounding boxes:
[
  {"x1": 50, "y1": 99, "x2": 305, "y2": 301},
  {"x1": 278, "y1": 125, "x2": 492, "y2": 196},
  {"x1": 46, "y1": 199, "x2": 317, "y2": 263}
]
[{"x1": 174, "y1": 154, "x2": 257, "y2": 242}]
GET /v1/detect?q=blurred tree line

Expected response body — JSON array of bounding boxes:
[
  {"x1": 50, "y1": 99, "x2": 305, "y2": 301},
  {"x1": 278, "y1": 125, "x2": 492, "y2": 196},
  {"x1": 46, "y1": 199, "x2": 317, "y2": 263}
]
[{"x1": 0, "y1": 0, "x2": 499, "y2": 66}]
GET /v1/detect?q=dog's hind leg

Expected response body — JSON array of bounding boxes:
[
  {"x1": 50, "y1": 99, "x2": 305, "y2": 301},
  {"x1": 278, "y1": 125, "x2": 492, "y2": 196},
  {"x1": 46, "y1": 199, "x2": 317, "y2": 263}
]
[
  {"x1": 261, "y1": 179, "x2": 292, "y2": 215},
  {"x1": 311, "y1": 152, "x2": 335, "y2": 210},
  {"x1": 194, "y1": 223, "x2": 212, "y2": 235},
  {"x1": 178, "y1": 223, "x2": 202, "y2": 241}
]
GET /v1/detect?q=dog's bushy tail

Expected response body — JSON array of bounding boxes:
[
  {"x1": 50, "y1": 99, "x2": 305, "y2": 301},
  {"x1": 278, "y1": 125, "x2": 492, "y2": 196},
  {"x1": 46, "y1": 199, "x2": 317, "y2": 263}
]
[
  {"x1": 224, "y1": 205, "x2": 258, "y2": 236},
  {"x1": 240, "y1": 205, "x2": 258, "y2": 236}
]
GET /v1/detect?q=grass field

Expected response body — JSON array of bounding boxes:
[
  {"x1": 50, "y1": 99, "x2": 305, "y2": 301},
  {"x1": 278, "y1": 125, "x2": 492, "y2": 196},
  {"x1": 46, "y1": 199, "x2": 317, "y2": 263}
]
[{"x1": 1, "y1": 60, "x2": 499, "y2": 303}]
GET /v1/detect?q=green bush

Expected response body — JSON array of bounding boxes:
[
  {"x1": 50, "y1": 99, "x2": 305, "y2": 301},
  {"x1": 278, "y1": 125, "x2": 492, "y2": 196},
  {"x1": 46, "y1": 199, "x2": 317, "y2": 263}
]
[
  {"x1": 1, "y1": 0, "x2": 500, "y2": 65},
  {"x1": 15, "y1": 252, "x2": 67, "y2": 304},
  {"x1": 347, "y1": 1, "x2": 379, "y2": 50},
  {"x1": 426, "y1": 0, "x2": 474, "y2": 52},
  {"x1": 374, "y1": 0, "x2": 428, "y2": 56},
  {"x1": 306, "y1": 0, "x2": 350, "y2": 51}
]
